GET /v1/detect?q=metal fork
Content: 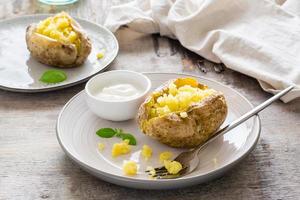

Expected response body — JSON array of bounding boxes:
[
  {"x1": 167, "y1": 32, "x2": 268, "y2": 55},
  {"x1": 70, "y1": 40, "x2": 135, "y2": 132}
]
[{"x1": 146, "y1": 85, "x2": 294, "y2": 179}]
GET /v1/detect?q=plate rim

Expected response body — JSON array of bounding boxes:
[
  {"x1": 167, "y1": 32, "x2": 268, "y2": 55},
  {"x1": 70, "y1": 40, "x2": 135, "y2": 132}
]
[
  {"x1": 0, "y1": 14, "x2": 119, "y2": 93},
  {"x1": 56, "y1": 72, "x2": 261, "y2": 187}
]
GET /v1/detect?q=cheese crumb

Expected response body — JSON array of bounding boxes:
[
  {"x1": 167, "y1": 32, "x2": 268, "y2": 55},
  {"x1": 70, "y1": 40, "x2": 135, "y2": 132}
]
[
  {"x1": 164, "y1": 160, "x2": 183, "y2": 174},
  {"x1": 96, "y1": 52, "x2": 105, "y2": 59},
  {"x1": 159, "y1": 151, "x2": 173, "y2": 163},
  {"x1": 111, "y1": 139, "x2": 131, "y2": 157},
  {"x1": 146, "y1": 166, "x2": 156, "y2": 178},
  {"x1": 123, "y1": 161, "x2": 137, "y2": 176},
  {"x1": 180, "y1": 112, "x2": 188, "y2": 118},
  {"x1": 141, "y1": 145, "x2": 153, "y2": 160},
  {"x1": 98, "y1": 143, "x2": 105, "y2": 151},
  {"x1": 213, "y1": 158, "x2": 217, "y2": 165}
]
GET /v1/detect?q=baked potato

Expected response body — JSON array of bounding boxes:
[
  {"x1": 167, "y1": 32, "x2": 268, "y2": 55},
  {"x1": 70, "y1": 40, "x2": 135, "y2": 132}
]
[
  {"x1": 137, "y1": 77, "x2": 228, "y2": 148},
  {"x1": 26, "y1": 12, "x2": 91, "y2": 68}
]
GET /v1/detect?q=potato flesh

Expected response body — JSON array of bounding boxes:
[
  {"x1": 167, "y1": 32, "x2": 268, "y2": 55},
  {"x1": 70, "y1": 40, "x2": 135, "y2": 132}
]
[
  {"x1": 26, "y1": 27, "x2": 77, "y2": 66},
  {"x1": 26, "y1": 12, "x2": 92, "y2": 68},
  {"x1": 123, "y1": 161, "x2": 137, "y2": 176},
  {"x1": 137, "y1": 78, "x2": 228, "y2": 148},
  {"x1": 111, "y1": 140, "x2": 131, "y2": 157},
  {"x1": 141, "y1": 145, "x2": 152, "y2": 160},
  {"x1": 35, "y1": 12, "x2": 80, "y2": 50},
  {"x1": 164, "y1": 160, "x2": 182, "y2": 174},
  {"x1": 150, "y1": 79, "x2": 215, "y2": 118}
]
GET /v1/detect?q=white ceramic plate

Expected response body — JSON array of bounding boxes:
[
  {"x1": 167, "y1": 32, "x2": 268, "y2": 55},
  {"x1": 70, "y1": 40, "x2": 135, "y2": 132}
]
[
  {"x1": 0, "y1": 14, "x2": 118, "y2": 92},
  {"x1": 56, "y1": 73, "x2": 261, "y2": 190}
]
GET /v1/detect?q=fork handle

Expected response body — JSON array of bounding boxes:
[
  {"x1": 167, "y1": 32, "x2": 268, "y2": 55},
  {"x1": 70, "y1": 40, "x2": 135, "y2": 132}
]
[{"x1": 194, "y1": 85, "x2": 295, "y2": 152}]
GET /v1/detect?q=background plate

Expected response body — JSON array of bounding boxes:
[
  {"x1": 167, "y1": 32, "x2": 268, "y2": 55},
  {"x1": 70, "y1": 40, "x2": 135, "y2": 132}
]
[
  {"x1": 56, "y1": 73, "x2": 261, "y2": 190},
  {"x1": 0, "y1": 14, "x2": 118, "y2": 92}
]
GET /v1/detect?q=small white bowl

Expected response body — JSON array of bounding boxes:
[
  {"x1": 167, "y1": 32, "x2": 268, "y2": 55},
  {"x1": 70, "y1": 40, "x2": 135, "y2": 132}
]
[{"x1": 85, "y1": 70, "x2": 151, "y2": 121}]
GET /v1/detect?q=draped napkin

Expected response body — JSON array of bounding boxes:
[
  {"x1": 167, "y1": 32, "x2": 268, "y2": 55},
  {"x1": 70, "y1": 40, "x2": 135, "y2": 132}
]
[{"x1": 104, "y1": 0, "x2": 300, "y2": 102}]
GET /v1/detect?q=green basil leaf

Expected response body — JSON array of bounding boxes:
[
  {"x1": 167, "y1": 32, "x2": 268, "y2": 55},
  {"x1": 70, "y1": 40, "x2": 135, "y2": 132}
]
[
  {"x1": 96, "y1": 128, "x2": 116, "y2": 138},
  {"x1": 40, "y1": 70, "x2": 67, "y2": 83},
  {"x1": 120, "y1": 133, "x2": 137, "y2": 145}
]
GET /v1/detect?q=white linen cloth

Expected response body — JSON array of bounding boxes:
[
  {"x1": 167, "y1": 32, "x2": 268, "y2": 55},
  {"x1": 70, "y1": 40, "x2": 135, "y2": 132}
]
[{"x1": 104, "y1": 0, "x2": 300, "y2": 102}]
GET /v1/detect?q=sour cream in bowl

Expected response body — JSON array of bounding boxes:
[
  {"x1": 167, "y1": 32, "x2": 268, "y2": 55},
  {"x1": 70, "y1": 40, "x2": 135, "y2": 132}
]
[{"x1": 85, "y1": 70, "x2": 151, "y2": 121}]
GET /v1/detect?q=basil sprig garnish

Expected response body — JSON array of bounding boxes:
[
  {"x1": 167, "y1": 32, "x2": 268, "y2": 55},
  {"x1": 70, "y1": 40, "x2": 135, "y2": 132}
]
[{"x1": 96, "y1": 128, "x2": 137, "y2": 145}]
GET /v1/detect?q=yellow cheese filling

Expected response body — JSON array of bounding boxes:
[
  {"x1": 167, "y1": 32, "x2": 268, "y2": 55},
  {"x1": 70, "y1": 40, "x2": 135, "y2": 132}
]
[
  {"x1": 149, "y1": 78, "x2": 215, "y2": 118},
  {"x1": 35, "y1": 12, "x2": 81, "y2": 50}
]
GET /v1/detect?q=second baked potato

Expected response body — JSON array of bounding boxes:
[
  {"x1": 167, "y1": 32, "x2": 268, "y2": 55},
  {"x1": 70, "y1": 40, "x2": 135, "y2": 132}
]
[
  {"x1": 26, "y1": 12, "x2": 91, "y2": 68},
  {"x1": 137, "y1": 78, "x2": 228, "y2": 148}
]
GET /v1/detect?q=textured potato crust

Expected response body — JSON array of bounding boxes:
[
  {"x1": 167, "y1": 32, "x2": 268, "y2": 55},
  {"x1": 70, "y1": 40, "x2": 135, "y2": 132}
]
[
  {"x1": 137, "y1": 78, "x2": 228, "y2": 148},
  {"x1": 25, "y1": 12, "x2": 91, "y2": 68}
]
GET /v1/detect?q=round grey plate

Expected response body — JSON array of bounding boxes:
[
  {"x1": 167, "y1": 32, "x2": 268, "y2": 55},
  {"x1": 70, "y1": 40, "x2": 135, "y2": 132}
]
[
  {"x1": 56, "y1": 73, "x2": 261, "y2": 190},
  {"x1": 0, "y1": 14, "x2": 118, "y2": 92}
]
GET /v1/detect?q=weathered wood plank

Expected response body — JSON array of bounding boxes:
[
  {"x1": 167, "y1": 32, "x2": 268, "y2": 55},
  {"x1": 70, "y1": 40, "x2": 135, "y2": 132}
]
[{"x1": 0, "y1": 0, "x2": 299, "y2": 200}]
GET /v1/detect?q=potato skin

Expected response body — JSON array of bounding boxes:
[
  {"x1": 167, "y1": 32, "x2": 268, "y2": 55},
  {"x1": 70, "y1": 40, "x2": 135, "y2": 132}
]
[
  {"x1": 25, "y1": 17, "x2": 91, "y2": 68},
  {"x1": 137, "y1": 80, "x2": 228, "y2": 148}
]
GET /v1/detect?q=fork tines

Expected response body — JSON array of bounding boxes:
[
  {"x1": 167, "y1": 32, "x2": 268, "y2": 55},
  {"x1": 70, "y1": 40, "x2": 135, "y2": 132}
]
[
  {"x1": 145, "y1": 166, "x2": 166, "y2": 173},
  {"x1": 145, "y1": 166, "x2": 186, "y2": 179}
]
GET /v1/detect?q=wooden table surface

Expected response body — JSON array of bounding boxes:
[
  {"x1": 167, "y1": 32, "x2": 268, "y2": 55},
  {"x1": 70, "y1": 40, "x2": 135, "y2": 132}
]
[{"x1": 0, "y1": 0, "x2": 299, "y2": 199}]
